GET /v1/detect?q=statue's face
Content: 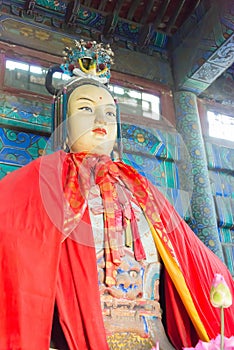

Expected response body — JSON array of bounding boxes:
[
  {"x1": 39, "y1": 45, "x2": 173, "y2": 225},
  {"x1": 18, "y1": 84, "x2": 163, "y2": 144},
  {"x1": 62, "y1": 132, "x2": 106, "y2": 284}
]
[{"x1": 67, "y1": 84, "x2": 117, "y2": 155}]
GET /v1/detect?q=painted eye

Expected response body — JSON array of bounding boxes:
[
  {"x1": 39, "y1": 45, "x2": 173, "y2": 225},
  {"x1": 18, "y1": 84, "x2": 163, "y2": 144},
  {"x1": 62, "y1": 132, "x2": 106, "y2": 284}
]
[
  {"x1": 106, "y1": 111, "x2": 116, "y2": 118},
  {"x1": 79, "y1": 106, "x2": 93, "y2": 112}
]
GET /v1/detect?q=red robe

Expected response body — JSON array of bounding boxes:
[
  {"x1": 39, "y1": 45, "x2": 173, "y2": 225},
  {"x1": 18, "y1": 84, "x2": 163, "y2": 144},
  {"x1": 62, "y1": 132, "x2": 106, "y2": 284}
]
[{"x1": 0, "y1": 151, "x2": 233, "y2": 350}]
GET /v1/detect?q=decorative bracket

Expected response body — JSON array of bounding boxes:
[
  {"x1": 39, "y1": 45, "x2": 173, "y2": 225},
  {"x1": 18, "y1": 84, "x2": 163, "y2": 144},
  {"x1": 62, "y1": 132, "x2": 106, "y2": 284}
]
[
  {"x1": 24, "y1": 0, "x2": 36, "y2": 16},
  {"x1": 138, "y1": 23, "x2": 154, "y2": 48},
  {"x1": 65, "y1": 0, "x2": 80, "y2": 26},
  {"x1": 103, "y1": 12, "x2": 119, "y2": 37}
]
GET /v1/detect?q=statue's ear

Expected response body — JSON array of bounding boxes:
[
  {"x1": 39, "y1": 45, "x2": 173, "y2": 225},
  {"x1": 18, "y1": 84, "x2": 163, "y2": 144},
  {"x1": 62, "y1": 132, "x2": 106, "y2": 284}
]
[{"x1": 45, "y1": 65, "x2": 64, "y2": 95}]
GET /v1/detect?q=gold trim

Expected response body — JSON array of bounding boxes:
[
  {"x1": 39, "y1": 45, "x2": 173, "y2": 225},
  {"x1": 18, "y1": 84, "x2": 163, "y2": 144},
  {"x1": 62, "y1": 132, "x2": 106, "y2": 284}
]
[{"x1": 107, "y1": 332, "x2": 154, "y2": 349}]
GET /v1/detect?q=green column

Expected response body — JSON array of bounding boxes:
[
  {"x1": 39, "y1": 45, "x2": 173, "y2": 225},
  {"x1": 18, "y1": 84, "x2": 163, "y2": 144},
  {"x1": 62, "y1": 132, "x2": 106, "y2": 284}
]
[{"x1": 174, "y1": 91, "x2": 224, "y2": 261}]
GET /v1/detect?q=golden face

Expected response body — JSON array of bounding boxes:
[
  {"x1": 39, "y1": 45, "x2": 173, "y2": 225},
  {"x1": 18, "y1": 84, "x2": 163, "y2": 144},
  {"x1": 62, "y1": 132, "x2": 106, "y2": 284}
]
[{"x1": 67, "y1": 84, "x2": 117, "y2": 155}]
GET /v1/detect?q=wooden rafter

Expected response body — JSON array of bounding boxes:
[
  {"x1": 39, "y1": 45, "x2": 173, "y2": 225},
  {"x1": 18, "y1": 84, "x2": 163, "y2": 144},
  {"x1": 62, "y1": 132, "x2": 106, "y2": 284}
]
[
  {"x1": 112, "y1": 0, "x2": 125, "y2": 15},
  {"x1": 98, "y1": 0, "x2": 108, "y2": 12},
  {"x1": 153, "y1": 0, "x2": 171, "y2": 29},
  {"x1": 83, "y1": 0, "x2": 92, "y2": 7},
  {"x1": 103, "y1": 0, "x2": 124, "y2": 36},
  {"x1": 127, "y1": 0, "x2": 141, "y2": 21},
  {"x1": 166, "y1": 0, "x2": 186, "y2": 34},
  {"x1": 166, "y1": 0, "x2": 201, "y2": 34},
  {"x1": 140, "y1": 0, "x2": 155, "y2": 24}
]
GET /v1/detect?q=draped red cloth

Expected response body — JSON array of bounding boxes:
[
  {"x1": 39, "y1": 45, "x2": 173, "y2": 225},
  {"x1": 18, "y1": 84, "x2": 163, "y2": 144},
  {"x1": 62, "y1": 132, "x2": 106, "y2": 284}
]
[
  {"x1": 0, "y1": 151, "x2": 108, "y2": 350},
  {"x1": 0, "y1": 150, "x2": 233, "y2": 350}
]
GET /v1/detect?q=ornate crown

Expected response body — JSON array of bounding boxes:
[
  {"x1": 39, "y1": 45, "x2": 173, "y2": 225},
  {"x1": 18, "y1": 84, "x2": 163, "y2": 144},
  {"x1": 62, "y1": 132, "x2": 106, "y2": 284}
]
[
  {"x1": 45, "y1": 40, "x2": 119, "y2": 151},
  {"x1": 61, "y1": 39, "x2": 114, "y2": 84}
]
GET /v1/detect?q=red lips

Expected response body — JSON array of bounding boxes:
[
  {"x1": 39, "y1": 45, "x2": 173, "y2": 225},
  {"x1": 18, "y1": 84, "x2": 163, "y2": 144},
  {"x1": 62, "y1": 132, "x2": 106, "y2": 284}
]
[{"x1": 92, "y1": 128, "x2": 107, "y2": 135}]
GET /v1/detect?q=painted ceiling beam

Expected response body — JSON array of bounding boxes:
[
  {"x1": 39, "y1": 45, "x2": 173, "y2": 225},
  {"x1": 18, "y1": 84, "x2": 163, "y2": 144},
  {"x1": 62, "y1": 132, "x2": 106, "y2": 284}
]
[{"x1": 172, "y1": 0, "x2": 234, "y2": 94}]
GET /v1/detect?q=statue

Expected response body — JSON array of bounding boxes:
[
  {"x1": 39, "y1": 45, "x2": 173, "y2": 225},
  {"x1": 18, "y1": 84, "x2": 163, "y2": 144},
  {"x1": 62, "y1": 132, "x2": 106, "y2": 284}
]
[{"x1": 0, "y1": 40, "x2": 233, "y2": 350}]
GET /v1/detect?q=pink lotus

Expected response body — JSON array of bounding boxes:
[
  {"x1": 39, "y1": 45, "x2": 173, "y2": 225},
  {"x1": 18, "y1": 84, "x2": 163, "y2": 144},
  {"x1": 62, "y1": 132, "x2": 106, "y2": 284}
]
[
  {"x1": 210, "y1": 274, "x2": 232, "y2": 308},
  {"x1": 183, "y1": 335, "x2": 234, "y2": 350}
]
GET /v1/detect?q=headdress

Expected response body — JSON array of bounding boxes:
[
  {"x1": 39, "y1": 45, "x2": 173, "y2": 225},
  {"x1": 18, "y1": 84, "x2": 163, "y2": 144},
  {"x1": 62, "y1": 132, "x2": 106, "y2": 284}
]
[
  {"x1": 62, "y1": 39, "x2": 114, "y2": 84},
  {"x1": 45, "y1": 40, "x2": 122, "y2": 158}
]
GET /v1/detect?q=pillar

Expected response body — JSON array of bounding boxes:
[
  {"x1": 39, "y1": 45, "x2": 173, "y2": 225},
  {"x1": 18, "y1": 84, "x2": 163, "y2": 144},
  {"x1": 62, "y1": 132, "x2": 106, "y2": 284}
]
[{"x1": 174, "y1": 90, "x2": 224, "y2": 261}]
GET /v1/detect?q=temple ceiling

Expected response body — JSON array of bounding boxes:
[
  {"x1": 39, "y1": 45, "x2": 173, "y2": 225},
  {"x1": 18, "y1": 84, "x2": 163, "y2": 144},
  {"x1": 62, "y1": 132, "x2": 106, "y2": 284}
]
[{"x1": 0, "y1": 0, "x2": 233, "y2": 105}]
